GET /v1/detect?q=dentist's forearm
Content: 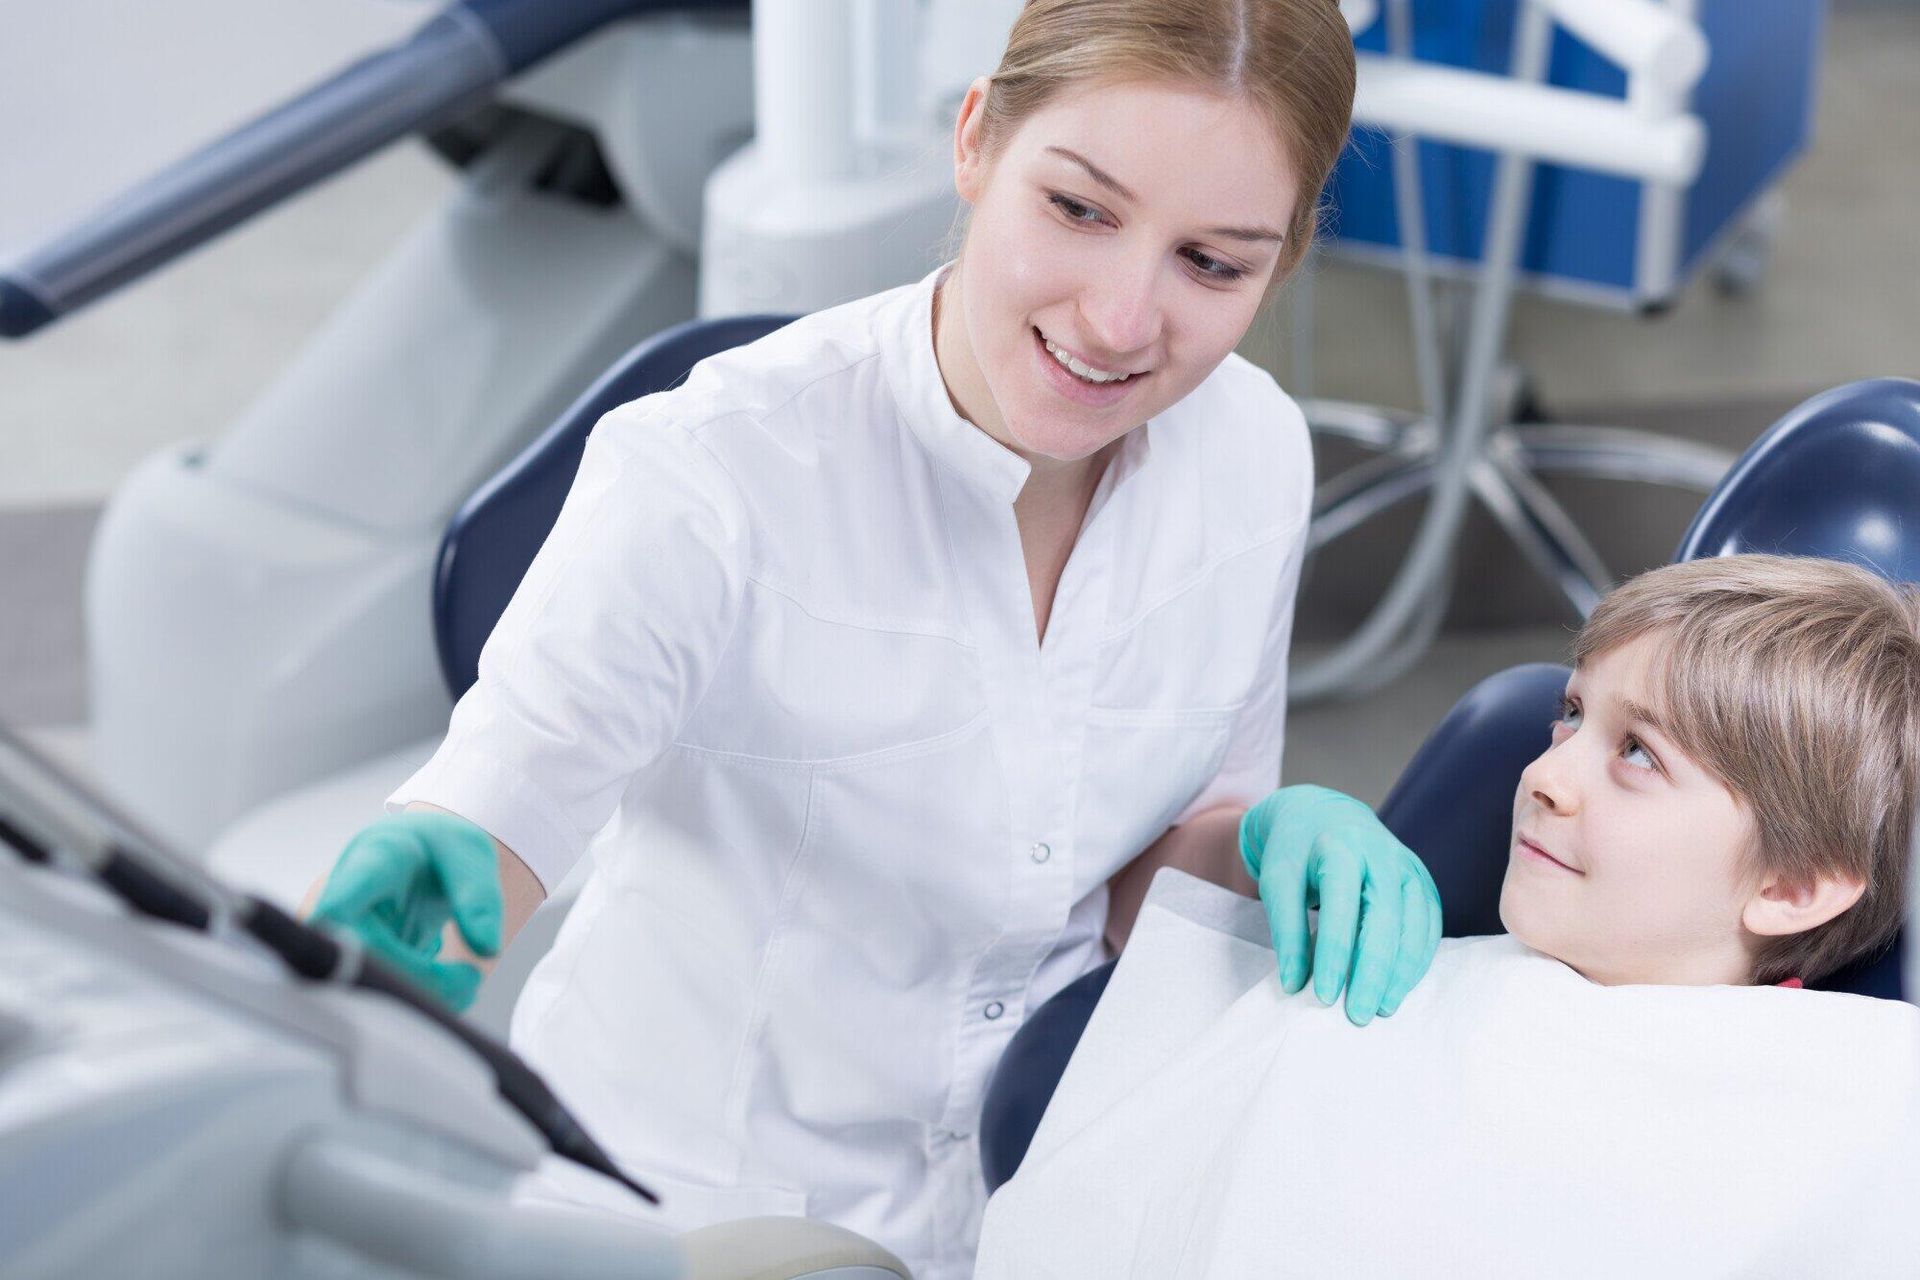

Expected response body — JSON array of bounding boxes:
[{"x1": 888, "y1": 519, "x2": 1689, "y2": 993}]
[{"x1": 1103, "y1": 805, "x2": 1254, "y2": 953}]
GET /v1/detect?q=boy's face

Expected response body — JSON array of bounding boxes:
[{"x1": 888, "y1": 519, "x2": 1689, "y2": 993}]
[{"x1": 1499, "y1": 634, "x2": 1762, "y2": 986}]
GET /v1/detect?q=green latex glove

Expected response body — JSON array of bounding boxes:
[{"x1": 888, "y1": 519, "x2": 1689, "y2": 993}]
[
  {"x1": 1240, "y1": 785, "x2": 1442, "y2": 1026},
  {"x1": 310, "y1": 811, "x2": 503, "y2": 1011}
]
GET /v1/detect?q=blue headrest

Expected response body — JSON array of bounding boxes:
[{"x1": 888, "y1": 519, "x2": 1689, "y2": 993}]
[
  {"x1": 433, "y1": 314, "x2": 796, "y2": 700},
  {"x1": 1677, "y1": 377, "x2": 1920, "y2": 573}
]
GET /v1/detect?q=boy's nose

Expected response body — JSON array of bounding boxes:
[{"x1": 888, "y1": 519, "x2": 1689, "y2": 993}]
[{"x1": 1520, "y1": 748, "x2": 1577, "y2": 816}]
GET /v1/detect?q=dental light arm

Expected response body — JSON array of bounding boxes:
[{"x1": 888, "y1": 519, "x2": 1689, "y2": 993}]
[
  {"x1": 1352, "y1": 60, "x2": 1705, "y2": 185},
  {"x1": 1351, "y1": 0, "x2": 1710, "y2": 189},
  {"x1": 0, "y1": 0, "x2": 742, "y2": 339}
]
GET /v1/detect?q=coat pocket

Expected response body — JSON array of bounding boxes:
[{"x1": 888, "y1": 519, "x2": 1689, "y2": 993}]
[{"x1": 1079, "y1": 703, "x2": 1242, "y2": 875}]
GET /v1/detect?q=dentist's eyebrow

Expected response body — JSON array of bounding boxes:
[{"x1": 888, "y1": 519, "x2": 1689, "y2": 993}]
[{"x1": 1043, "y1": 146, "x2": 1287, "y2": 244}]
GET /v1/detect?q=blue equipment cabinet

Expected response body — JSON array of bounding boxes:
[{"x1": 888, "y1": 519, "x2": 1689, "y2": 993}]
[{"x1": 1327, "y1": 0, "x2": 1825, "y2": 311}]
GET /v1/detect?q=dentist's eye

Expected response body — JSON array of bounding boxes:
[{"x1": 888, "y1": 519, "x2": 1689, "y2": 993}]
[
  {"x1": 1622, "y1": 737, "x2": 1658, "y2": 771},
  {"x1": 1183, "y1": 248, "x2": 1245, "y2": 282},
  {"x1": 1048, "y1": 193, "x2": 1106, "y2": 225}
]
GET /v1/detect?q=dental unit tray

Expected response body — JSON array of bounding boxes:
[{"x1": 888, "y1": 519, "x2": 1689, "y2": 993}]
[{"x1": 0, "y1": 720, "x2": 691, "y2": 1278}]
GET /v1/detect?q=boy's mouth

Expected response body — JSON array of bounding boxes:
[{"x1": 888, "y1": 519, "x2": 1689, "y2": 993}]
[{"x1": 1516, "y1": 834, "x2": 1583, "y2": 875}]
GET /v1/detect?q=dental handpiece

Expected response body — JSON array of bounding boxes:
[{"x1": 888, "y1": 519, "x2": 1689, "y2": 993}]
[{"x1": 0, "y1": 723, "x2": 658, "y2": 1207}]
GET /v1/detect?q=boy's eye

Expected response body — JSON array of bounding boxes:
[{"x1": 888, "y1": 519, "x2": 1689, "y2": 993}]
[
  {"x1": 1556, "y1": 698, "x2": 1582, "y2": 731},
  {"x1": 1622, "y1": 737, "x2": 1658, "y2": 771}
]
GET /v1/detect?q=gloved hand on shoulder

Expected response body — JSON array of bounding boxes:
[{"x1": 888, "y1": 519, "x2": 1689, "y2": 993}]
[{"x1": 1240, "y1": 784, "x2": 1442, "y2": 1027}]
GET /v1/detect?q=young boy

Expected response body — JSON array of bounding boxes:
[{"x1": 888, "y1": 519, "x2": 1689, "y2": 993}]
[
  {"x1": 1500, "y1": 553, "x2": 1915, "y2": 989},
  {"x1": 975, "y1": 554, "x2": 1920, "y2": 1278}
]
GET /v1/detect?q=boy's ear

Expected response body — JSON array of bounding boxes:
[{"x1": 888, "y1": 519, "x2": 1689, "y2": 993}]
[{"x1": 1742, "y1": 869, "x2": 1866, "y2": 939}]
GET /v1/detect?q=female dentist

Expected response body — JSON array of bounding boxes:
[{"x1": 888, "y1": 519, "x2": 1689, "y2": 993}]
[{"x1": 311, "y1": 0, "x2": 1441, "y2": 1273}]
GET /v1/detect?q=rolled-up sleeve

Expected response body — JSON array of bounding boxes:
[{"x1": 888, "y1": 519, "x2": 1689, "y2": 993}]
[{"x1": 387, "y1": 405, "x2": 752, "y2": 890}]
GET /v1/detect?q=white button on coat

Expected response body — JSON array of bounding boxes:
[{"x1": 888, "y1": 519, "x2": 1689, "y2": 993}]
[{"x1": 388, "y1": 262, "x2": 1313, "y2": 1279}]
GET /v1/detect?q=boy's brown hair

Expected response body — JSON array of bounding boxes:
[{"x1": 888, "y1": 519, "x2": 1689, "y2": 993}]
[{"x1": 1573, "y1": 555, "x2": 1920, "y2": 984}]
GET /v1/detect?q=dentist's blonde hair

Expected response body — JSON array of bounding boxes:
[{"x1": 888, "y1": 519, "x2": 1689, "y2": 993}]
[
  {"x1": 963, "y1": 0, "x2": 1357, "y2": 293},
  {"x1": 1573, "y1": 555, "x2": 1920, "y2": 985}
]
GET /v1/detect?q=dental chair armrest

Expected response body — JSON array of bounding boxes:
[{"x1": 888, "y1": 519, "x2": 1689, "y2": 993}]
[{"x1": 679, "y1": 1217, "x2": 911, "y2": 1279}]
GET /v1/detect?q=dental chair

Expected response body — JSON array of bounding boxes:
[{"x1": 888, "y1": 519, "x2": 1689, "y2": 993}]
[{"x1": 978, "y1": 375, "x2": 1920, "y2": 1193}]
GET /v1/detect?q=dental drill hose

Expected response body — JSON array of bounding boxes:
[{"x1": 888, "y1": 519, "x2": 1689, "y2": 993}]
[{"x1": 244, "y1": 896, "x2": 660, "y2": 1206}]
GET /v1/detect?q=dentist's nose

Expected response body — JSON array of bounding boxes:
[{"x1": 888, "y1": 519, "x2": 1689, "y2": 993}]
[
  {"x1": 1520, "y1": 743, "x2": 1578, "y2": 817},
  {"x1": 1079, "y1": 257, "x2": 1163, "y2": 360}
]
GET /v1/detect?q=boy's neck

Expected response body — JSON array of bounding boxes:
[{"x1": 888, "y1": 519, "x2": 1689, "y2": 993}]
[{"x1": 1557, "y1": 940, "x2": 1756, "y2": 988}]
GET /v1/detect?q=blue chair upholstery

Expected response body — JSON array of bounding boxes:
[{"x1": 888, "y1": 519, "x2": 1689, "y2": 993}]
[
  {"x1": 978, "y1": 377, "x2": 1920, "y2": 1192},
  {"x1": 1677, "y1": 378, "x2": 1920, "y2": 578},
  {"x1": 432, "y1": 313, "x2": 797, "y2": 700}
]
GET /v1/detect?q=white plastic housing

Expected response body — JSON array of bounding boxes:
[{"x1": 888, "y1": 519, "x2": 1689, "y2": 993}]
[
  {"x1": 89, "y1": 152, "x2": 699, "y2": 852},
  {"x1": 699, "y1": 0, "x2": 958, "y2": 316}
]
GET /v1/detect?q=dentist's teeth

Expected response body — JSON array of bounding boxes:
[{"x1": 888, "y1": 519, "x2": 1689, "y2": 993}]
[{"x1": 1043, "y1": 334, "x2": 1133, "y2": 384}]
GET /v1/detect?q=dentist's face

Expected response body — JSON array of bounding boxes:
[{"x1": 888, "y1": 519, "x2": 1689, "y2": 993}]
[
  {"x1": 943, "y1": 77, "x2": 1300, "y2": 463},
  {"x1": 1499, "y1": 635, "x2": 1761, "y2": 986}
]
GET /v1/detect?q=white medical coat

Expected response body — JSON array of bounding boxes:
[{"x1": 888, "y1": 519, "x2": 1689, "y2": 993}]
[{"x1": 388, "y1": 262, "x2": 1313, "y2": 1277}]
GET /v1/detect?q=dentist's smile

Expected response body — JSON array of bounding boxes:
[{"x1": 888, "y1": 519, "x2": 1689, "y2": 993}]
[{"x1": 1032, "y1": 326, "x2": 1151, "y2": 408}]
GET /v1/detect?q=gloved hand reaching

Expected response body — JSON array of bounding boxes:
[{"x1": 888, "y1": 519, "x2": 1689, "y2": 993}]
[
  {"x1": 310, "y1": 810, "x2": 503, "y2": 1011},
  {"x1": 1240, "y1": 785, "x2": 1442, "y2": 1027}
]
